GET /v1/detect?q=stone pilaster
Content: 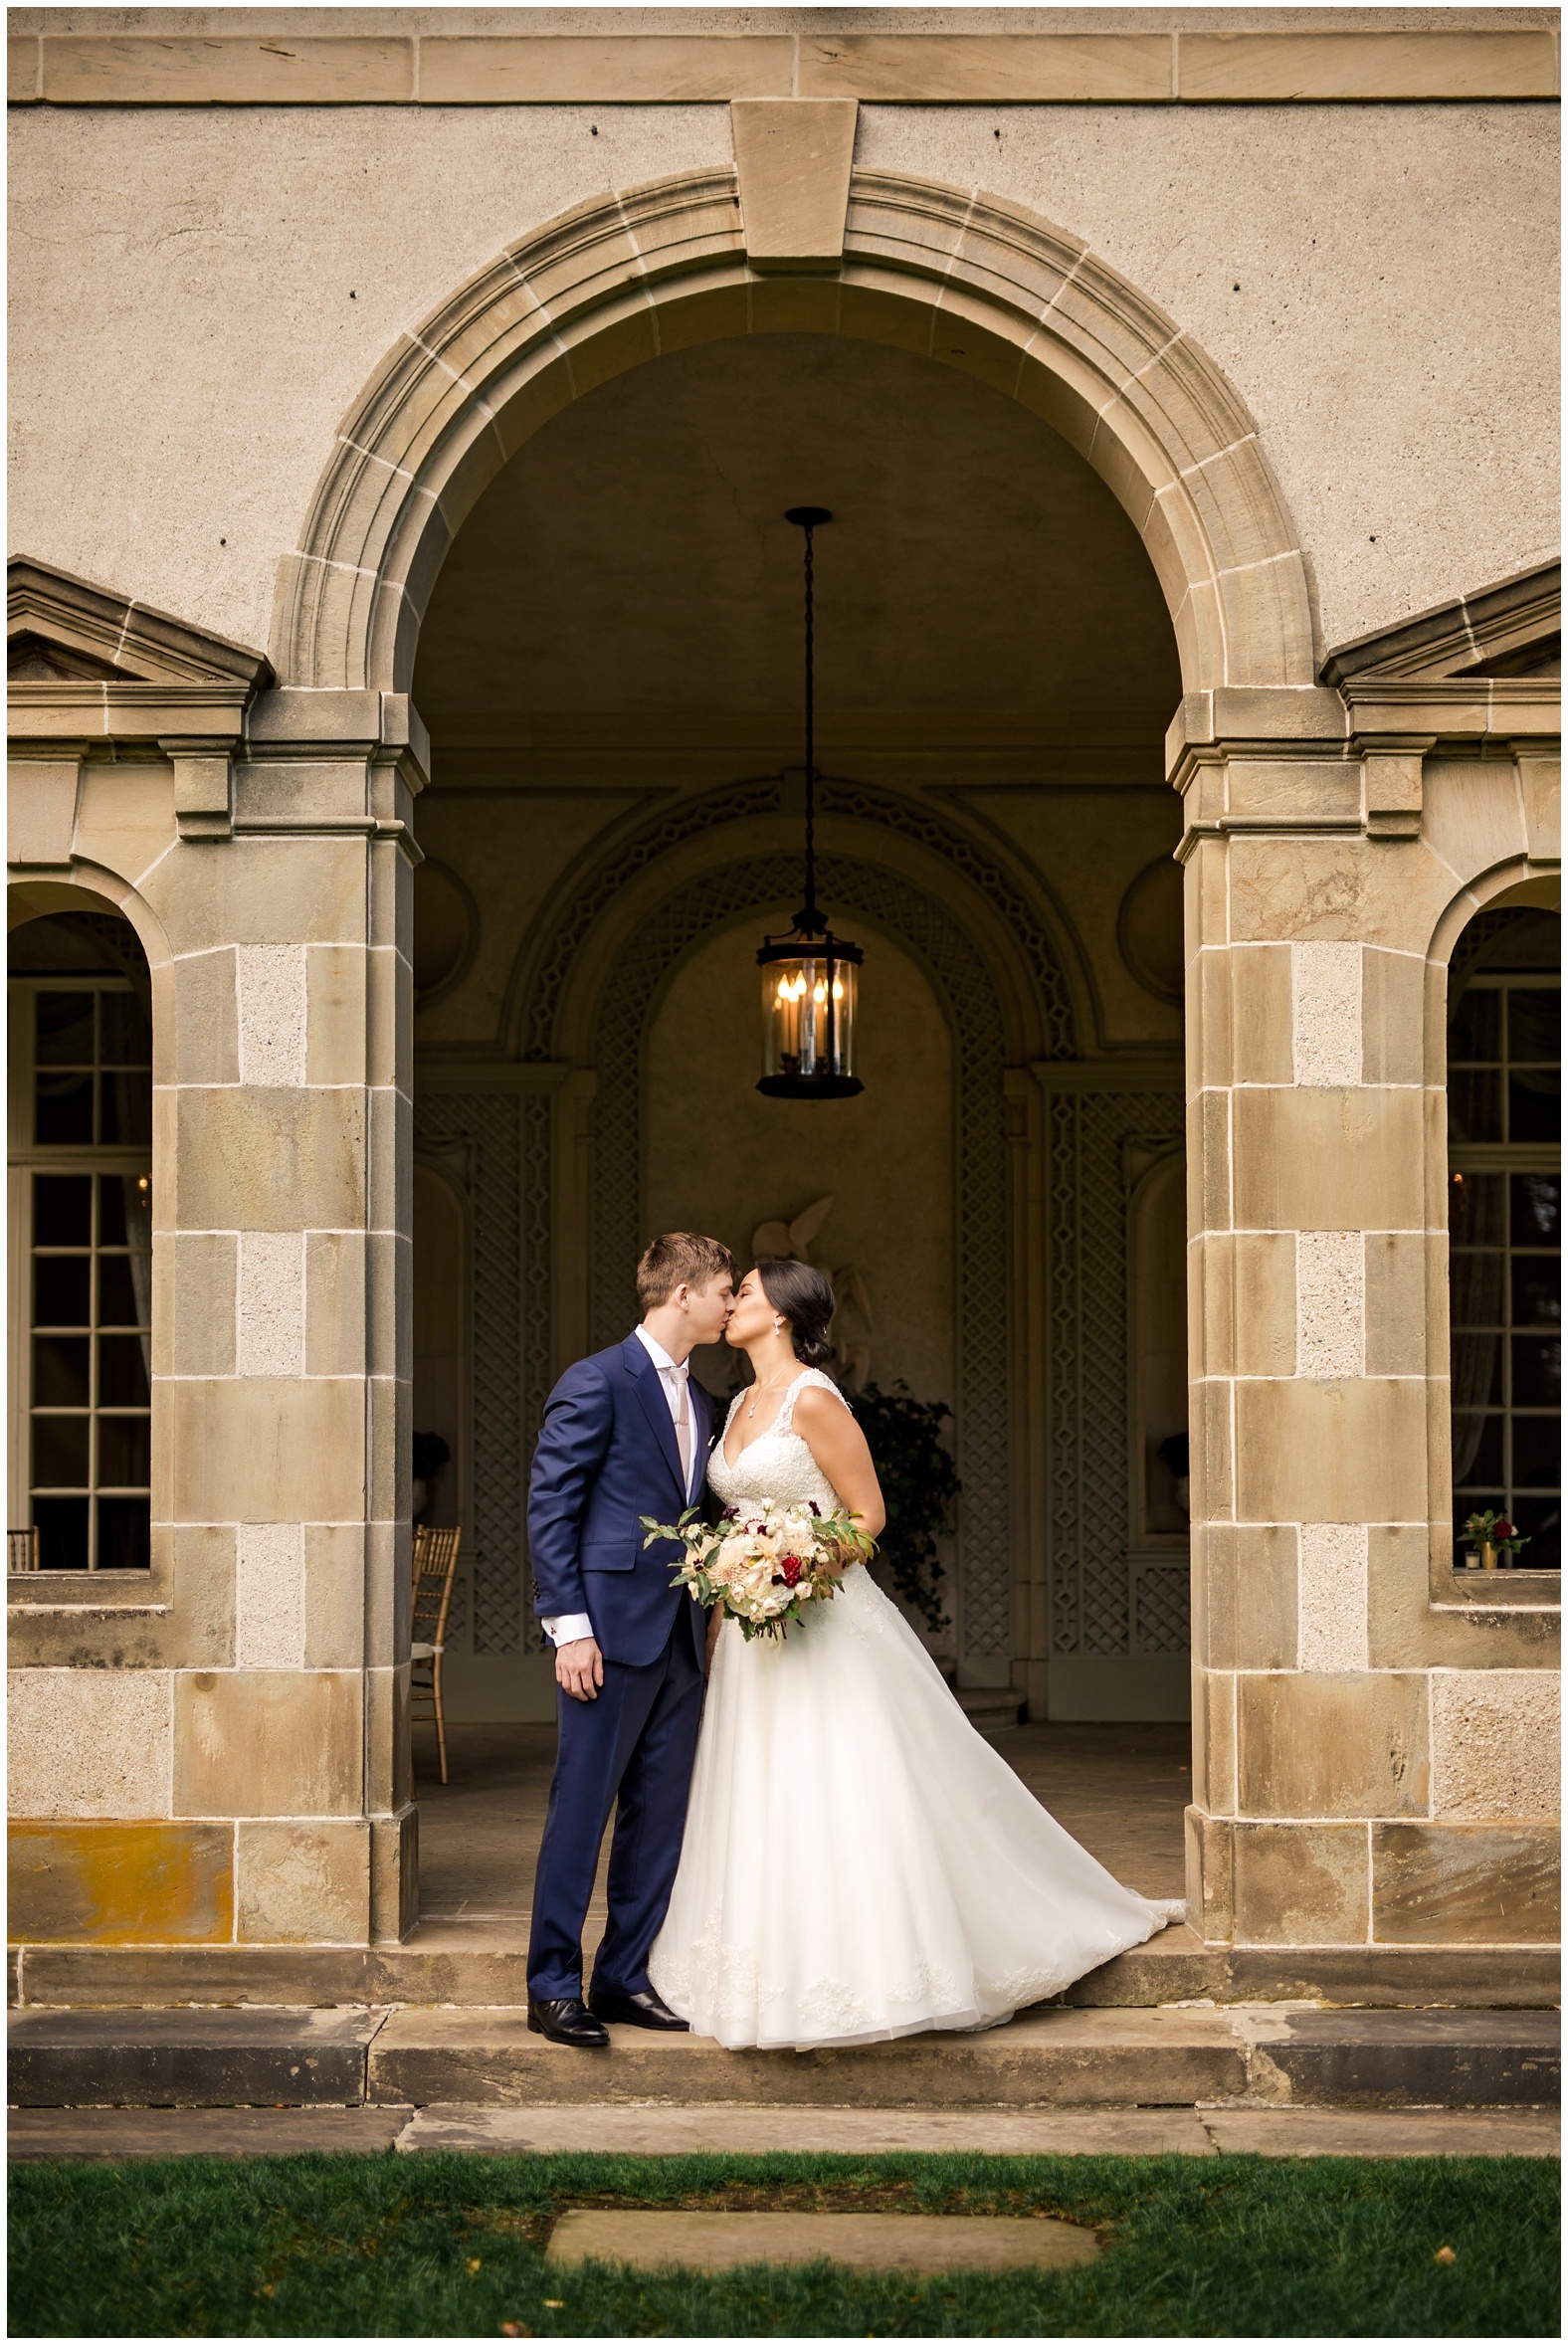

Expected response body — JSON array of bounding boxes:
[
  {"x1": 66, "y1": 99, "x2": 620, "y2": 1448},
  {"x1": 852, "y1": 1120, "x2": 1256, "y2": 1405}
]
[
  {"x1": 8, "y1": 676, "x2": 424, "y2": 1950},
  {"x1": 1177, "y1": 684, "x2": 1560, "y2": 1951}
]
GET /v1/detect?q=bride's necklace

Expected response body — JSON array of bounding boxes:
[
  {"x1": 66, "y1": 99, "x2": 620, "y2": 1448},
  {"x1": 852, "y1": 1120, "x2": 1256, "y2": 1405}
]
[{"x1": 743, "y1": 1370, "x2": 797, "y2": 1420}]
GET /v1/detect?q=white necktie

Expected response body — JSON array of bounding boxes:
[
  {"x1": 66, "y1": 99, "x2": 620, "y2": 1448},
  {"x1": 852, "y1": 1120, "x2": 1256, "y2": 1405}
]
[{"x1": 673, "y1": 1364, "x2": 693, "y2": 1492}]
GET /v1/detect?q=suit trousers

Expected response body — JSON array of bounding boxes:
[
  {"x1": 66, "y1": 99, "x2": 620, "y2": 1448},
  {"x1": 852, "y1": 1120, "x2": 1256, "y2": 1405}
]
[{"x1": 526, "y1": 1612, "x2": 705, "y2": 2001}]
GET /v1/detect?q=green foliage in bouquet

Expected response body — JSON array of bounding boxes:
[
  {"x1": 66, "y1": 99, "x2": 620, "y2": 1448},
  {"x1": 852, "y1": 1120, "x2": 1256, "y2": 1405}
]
[{"x1": 849, "y1": 1380, "x2": 960, "y2": 1634}]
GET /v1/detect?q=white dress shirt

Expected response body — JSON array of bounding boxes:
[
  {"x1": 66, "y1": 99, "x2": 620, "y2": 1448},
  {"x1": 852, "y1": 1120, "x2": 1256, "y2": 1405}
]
[{"x1": 541, "y1": 1325, "x2": 701, "y2": 1650}]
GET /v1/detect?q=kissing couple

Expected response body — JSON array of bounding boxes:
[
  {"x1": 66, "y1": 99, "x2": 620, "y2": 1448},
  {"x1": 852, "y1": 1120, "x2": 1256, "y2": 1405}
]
[{"x1": 524, "y1": 1231, "x2": 1178, "y2": 2052}]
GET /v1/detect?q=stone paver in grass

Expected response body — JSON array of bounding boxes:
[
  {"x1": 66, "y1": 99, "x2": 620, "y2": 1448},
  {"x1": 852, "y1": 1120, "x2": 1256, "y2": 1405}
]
[{"x1": 545, "y1": 2207, "x2": 1100, "y2": 2273}]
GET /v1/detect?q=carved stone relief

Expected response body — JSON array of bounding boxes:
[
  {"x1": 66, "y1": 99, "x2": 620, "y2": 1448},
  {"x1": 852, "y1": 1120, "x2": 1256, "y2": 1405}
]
[{"x1": 751, "y1": 1196, "x2": 875, "y2": 1393}]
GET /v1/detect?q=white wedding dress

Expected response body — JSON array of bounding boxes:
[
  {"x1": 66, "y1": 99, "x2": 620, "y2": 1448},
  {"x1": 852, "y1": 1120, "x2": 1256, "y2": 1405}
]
[{"x1": 649, "y1": 1369, "x2": 1181, "y2": 2051}]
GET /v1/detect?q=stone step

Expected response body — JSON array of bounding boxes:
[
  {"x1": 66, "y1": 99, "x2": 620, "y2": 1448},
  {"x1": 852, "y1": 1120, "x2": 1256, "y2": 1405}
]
[
  {"x1": 12, "y1": 1932, "x2": 1559, "y2": 2013},
  {"x1": 954, "y1": 1687, "x2": 1025, "y2": 1734},
  {"x1": 7, "y1": 2099, "x2": 1559, "y2": 2163},
  {"x1": 7, "y1": 2002, "x2": 1557, "y2": 2112},
  {"x1": 7, "y1": 2005, "x2": 382, "y2": 2109},
  {"x1": 367, "y1": 2005, "x2": 1560, "y2": 2112}
]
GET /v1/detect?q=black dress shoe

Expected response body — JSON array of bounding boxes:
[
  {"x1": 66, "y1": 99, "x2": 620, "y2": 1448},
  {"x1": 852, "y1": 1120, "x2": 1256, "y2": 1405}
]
[
  {"x1": 588, "y1": 1986, "x2": 689, "y2": 2032},
  {"x1": 527, "y1": 1996, "x2": 610, "y2": 2049}
]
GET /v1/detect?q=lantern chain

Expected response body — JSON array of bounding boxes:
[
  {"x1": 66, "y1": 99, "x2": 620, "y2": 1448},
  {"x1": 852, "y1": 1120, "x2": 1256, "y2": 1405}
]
[
  {"x1": 785, "y1": 504, "x2": 831, "y2": 935},
  {"x1": 802, "y1": 515, "x2": 817, "y2": 929}
]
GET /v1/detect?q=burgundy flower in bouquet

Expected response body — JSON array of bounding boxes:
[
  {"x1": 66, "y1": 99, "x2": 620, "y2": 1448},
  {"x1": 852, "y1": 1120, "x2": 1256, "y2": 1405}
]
[{"x1": 640, "y1": 1499, "x2": 876, "y2": 1641}]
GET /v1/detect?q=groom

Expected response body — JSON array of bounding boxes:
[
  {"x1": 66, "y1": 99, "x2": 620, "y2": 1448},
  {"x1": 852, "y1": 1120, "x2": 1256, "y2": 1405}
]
[{"x1": 525, "y1": 1232, "x2": 736, "y2": 2048}]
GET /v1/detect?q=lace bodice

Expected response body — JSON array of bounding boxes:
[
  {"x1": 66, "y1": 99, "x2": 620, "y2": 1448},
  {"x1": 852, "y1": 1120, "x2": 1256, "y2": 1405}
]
[{"x1": 707, "y1": 1368, "x2": 848, "y2": 1516}]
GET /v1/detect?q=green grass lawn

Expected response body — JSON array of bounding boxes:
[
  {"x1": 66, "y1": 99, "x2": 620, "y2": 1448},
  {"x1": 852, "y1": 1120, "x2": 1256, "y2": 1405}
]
[{"x1": 8, "y1": 2147, "x2": 1559, "y2": 2339}]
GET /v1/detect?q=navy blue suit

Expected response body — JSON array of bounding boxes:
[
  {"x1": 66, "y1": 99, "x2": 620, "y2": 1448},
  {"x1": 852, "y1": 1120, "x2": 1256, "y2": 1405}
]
[{"x1": 526, "y1": 1334, "x2": 712, "y2": 2002}]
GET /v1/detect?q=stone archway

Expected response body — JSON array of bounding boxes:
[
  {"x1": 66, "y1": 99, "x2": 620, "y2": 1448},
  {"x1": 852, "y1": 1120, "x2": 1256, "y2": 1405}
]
[{"x1": 275, "y1": 168, "x2": 1313, "y2": 697}]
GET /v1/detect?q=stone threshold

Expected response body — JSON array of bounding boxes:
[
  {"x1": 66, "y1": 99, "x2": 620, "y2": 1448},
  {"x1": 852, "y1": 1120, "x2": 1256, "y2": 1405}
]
[
  {"x1": 10, "y1": 2100, "x2": 1558, "y2": 2165},
  {"x1": 8, "y1": 2003, "x2": 1559, "y2": 2115},
  {"x1": 10, "y1": 1929, "x2": 1560, "y2": 2013}
]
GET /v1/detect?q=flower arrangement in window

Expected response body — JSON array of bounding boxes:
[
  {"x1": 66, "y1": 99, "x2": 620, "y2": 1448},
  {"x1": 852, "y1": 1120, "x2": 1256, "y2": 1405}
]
[{"x1": 1460, "y1": 1507, "x2": 1531, "y2": 1569}]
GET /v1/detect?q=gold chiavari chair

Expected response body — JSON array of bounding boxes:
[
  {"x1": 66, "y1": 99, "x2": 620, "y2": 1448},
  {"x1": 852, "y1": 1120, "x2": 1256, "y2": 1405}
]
[{"x1": 410, "y1": 1523, "x2": 462, "y2": 1788}]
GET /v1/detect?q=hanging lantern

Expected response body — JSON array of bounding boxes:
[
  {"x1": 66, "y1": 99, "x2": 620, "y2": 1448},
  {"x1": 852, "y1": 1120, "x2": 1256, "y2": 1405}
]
[{"x1": 757, "y1": 507, "x2": 865, "y2": 1100}]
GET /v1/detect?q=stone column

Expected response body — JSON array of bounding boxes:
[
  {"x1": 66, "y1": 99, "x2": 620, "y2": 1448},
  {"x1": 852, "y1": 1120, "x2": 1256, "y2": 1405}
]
[
  {"x1": 8, "y1": 684, "x2": 423, "y2": 1955},
  {"x1": 1177, "y1": 688, "x2": 1560, "y2": 1954}
]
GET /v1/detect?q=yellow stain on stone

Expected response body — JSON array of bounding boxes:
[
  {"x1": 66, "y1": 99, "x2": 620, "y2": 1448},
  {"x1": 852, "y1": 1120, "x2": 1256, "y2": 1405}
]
[{"x1": 8, "y1": 1822, "x2": 234, "y2": 1944}]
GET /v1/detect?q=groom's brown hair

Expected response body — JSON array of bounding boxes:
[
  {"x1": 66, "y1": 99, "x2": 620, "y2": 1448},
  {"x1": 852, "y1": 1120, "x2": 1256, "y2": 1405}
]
[{"x1": 637, "y1": 1232, "x2": 736, "y2": 1310}]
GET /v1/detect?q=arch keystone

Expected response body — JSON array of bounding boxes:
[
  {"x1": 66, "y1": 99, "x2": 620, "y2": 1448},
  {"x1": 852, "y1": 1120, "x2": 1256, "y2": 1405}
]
[{"x1": 731, "y1": 98, "x2": 858, "y2": 272}]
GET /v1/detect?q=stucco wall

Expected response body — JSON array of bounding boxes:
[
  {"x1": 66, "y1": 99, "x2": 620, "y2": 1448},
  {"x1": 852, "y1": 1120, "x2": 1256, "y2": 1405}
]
[
  {"x1": 8, "y1": 63, "x2": 1557, "y2": 667},
  {"x1": 859, "y1": 100, "x2": 1559, "y2": 652}
]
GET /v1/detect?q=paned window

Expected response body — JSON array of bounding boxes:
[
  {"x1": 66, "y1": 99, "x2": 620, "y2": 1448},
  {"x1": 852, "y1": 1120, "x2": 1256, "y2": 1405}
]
[
  {"x1": 32, "y1": 986, "x2": 153, "y2": 1149},
  {"x1": 1449, "y1": 969, "x2": 1561, "y2": 1569},
  {"x1": 9, "y1": 974, "x2": 152, "y2": 1569}
]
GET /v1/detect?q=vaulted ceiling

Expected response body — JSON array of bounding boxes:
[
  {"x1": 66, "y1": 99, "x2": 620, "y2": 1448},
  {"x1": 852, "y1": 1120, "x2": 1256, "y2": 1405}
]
[{"x1": 413, "y1": 332, "x2": 1181, "y2": 772}]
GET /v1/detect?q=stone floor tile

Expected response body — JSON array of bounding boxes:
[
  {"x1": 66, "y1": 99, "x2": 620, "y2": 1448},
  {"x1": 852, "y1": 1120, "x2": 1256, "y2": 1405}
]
[{"x1": 412, "y1": 1720, "x2": 1191, "y2": 1931}]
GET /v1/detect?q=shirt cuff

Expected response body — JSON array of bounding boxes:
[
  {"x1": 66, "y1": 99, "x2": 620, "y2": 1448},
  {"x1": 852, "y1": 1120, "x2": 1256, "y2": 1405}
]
[{"x1": 542, "y1": 1612, "x2": 595, "y2": 1648}]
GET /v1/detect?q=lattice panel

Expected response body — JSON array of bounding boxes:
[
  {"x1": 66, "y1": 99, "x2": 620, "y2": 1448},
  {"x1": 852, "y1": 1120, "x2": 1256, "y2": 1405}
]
[
  {"x1": 1048, "y1": 1093, "x2": 1083, "y2": 1653},
  {"x1": 589, "y1": 851, "x2": 1019, "y2": 1662},
  {"x1": 1135, "y1": 1565, "x2": 1192, "y2": 1656},
  {"x1": 516, "y1": 1090, "x2": 554, "y2": 1653},
  {"x1": 1049, "y1": 1091, "x2": 1187, "y2": 1658},
  {"x1": 412, "y1": 1095, "x2": 527, "y2": 1656}
]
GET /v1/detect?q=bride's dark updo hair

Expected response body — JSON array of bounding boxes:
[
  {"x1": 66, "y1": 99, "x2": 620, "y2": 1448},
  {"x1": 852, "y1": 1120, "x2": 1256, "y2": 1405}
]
[{"x1": 756, "y1": 1259, "x2": 837, "y2": 1368}]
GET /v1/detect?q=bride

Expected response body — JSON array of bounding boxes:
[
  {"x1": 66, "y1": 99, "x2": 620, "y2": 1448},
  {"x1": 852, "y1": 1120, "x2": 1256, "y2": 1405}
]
[{"x1": 650, "y1": 1258, "x2": 1181, "y2": 2052}]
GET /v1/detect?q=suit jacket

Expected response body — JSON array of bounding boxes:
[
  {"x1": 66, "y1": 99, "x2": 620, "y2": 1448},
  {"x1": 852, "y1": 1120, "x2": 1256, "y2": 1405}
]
[{"x1": 527, "y1": 1334, "x2": 713, "y2": 1667}]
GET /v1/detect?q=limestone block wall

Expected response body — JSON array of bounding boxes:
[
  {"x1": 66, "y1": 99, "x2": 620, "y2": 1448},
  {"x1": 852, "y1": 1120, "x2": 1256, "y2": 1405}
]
[
  {"x1": 1181, "y1": 722, "x2": 1561, "y2": 1948},
  {"x1": 8, "y1": 695, "x2": 419, "y2": 1948}
]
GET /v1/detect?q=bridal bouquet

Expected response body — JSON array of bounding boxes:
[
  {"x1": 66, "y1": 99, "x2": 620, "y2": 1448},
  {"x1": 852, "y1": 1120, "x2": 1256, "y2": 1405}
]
[{"x1": 640, "y1": 1500, "x2": 877, "y2": 1642}]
